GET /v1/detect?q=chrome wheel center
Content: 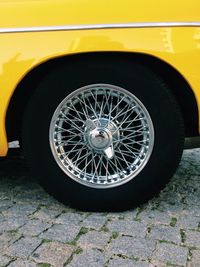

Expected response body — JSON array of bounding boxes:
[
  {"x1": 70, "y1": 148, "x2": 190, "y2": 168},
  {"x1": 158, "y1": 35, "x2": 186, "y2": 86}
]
[
  {"x1": 88, "y1": 128, "x2": 112, "y2": 150},
  {"x1": 85, "y1": 118, "x2": 118, "y2": 152}
]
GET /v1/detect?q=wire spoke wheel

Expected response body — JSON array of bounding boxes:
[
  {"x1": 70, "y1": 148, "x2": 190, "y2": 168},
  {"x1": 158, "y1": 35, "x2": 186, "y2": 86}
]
[
  {"x1": 49, "y1": 84, "x2": 154, "y2": 188},
  {"x1": 23, "y1": 59, "x2": 184, "y2": 210}
]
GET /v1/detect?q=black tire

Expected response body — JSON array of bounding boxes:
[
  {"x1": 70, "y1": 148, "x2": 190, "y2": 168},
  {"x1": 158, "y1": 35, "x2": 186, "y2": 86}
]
[{"x1": 22, "y1": 57, "x2": 184, "y2": 211}]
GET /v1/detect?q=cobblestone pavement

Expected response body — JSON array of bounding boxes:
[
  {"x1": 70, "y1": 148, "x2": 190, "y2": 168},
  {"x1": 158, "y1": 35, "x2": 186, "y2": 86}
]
[{"x1": 0, "y1": 149, "x2": 200, "y2": 267}]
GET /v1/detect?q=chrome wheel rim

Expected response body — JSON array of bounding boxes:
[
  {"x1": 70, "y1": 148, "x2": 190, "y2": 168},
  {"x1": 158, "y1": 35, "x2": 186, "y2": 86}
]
[{"x1": 49, "y1": 84, "x2": 154, "y2": 189}]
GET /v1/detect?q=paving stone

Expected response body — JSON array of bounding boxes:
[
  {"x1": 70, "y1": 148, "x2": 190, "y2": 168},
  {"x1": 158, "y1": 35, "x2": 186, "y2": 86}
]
[
  {"x1": 150, "y1": 259, "x2": 173, "y2": 267},
  {"x1": 152, "y1": 242, "x2": 188, "y2": 266},
  {"x1": 8, "y1": 259, "x2": 37, "y2": 267},
  {"x1": 0, "y1": 147, "x2": 199, "y2": 267},
  {"x1": 31, "y1": 241, "x2": 74, "y2": 266},
  {"x1": 68, "y1": 248, "x2": 106, "y2": 267},
  {"x1": 185, "y1": 230, "x2": 200, "y2": 248},
  {"x1": 107, "y1": 258, "x2": 151, "y2": 267},
  {"x1": 40, "y1": 224, "x2": 81, "y2": 243},
  {"x1": 30, "y1": 207, "x2": 62, "y2": 223},
  {"x1": 5, "y1": 237, "x2": 41, "y2": 258},
  {"x1": 44, "y1": 201, "x2": 67, "y2": 213},
  {"x1": 108, "y1": 236, "x2": 156, "y2": 260},
  {"x1": 186, "y1": 207, "x2": 200, "y2": 218},
  {"x1": 0, "y1": 231, "x2": 21, "y2": 253},
  {"x1": 138, "y1": 210, "x2": 171, "y2": 225},
  {"x1": 18, "y1": 219, "x2": 51, "y2": 237},
  {"x1": 107, "y1": 219, "x2": 146, "y2": 238},
  {"x1": 0, "y1": 215, "x2": 27, "y2": 233},
  {"x1": 107, "y1": 209, "x2": 139, "y2": 220},
  {"x1": 3, "y1": 203, "x2": 38, "y2": 217},
  {"x1": 148, "y1": 225, "x2": 181, "y2": 244},
  {"x1": 186, "y1": 198, "x2": 200, "y2": 212},
  {"x1": 0, "y1": 199, "x2": 13, "y2": 212},
  {"x1": 176, "y1": 214, "x2": 200, "y2": 230},
  {"x1": 189, "y1": 249, "x2": 200, "y2": 267},
  {"x1": 56, "y1": 212, "x2": 84, "y2": 225},
  {"x1": 81, "y1": 214, "x2": 107, "y2": 230},
  {"x1": 78, "y1": 231, "x2": 110, "y2": 249},
  {"x1": 158, "y1": 201, "x2": 185, "y2": 216},
  {"x1": 0, "y1": 255, "x2": 12, "y2": 266}
]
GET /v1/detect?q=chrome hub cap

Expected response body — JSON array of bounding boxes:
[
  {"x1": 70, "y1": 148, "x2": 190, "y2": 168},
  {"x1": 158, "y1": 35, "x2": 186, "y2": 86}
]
[
  {"x1": 88, "y1": 128, "x2": 112, "y2": 150},
  {"x1": 49, "y1": 84, "x2": 154, "y2": 189},
  {"x1": 85, "y1": 118, "x2": 119, "y2": 158}
]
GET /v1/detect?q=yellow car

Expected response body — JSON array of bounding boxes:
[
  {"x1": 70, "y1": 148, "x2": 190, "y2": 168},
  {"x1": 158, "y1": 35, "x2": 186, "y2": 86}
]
[{"x1": 0, "y1": 0, "x2": 200, "y2": 210}]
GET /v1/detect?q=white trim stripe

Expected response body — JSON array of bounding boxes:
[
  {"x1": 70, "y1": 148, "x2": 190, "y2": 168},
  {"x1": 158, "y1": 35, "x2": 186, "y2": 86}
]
[{"x1": 0, "y1": 22, "x2": 200, "y2": 34}]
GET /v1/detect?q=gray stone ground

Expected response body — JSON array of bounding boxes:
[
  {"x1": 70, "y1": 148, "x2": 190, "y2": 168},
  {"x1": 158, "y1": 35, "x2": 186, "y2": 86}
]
[{"x1": 0, "y1": 149, "x2": 200, "y2": 267}]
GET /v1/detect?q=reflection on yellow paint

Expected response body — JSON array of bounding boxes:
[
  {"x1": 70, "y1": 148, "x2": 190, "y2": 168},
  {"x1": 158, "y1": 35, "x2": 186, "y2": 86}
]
[
  {"x1": 160, "y1": 29, "x2": 174, "y2": 53},
  {"x1": 193, "y1": 28, "x2": 200, "y2": 49},
  {"x1": 69, "y1": 36, "x2": 124, "y2": 52},
  {"x1": 0, "y1": 53, "x2": 34, "y2": 78}
]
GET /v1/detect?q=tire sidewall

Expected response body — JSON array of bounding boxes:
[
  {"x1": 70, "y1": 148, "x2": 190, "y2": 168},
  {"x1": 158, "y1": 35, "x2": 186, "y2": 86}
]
[{"x1": 23, "y1": 58, "x2": 184, "y2": 210}]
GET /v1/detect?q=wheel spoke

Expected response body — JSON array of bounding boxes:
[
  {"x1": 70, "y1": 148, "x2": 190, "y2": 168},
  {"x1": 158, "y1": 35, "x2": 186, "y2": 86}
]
[
  {"x1": 60, "y1": 110, "x2": 83, "y2": 123},
  {"x1": 76, "y1": 151, "x2": 92, "y2": 167},
  {"x1": 110, "y1": 98, "x2": 130, "y2": 122},
  {"x1": 116, "y1": 146, "x2": 132, "y2": 163},
  {"x1": 107, "y1": 95, "x2": 126, "y2": 120},
  {"x1": 62, "y1": 141, "x2": 86, "y2": 157},
  {"x1": 56, "y1": 128, "x2": 80, "y2": 135},
  {"x1": 103, "y1": 89, "x2": 112, "y2": 116},
  {"x1": 119, "y1": 144, "x2": 140, "y2": 157},
  {"x1": 100, "y1": 157, "x2": 110, "y2": 179},
  {"x1": 56, "y1": 123, "x2": 84, "y2": 134},
  {"x1": 112, "y1": 106, "x2": 138, "y2": 135},
  {"x1": 108, "y1": 157, "x2": 119, "y2": 174},
  {"x1": 113, "y1": 154, "x2": 124, "y2": 171},
  {"x1": 120, "y1": 142, "x2": 143, "y2": 153},
  {"x1": 90, "y1": 90, "x2": 102, "y2": 115},
  {"x1": 66, "y1": 105, "x2": 87, "y2": 119}
]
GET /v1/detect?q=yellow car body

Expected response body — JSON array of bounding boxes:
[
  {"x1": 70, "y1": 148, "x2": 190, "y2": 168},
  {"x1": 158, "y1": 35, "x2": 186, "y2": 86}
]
[
  {"x1": 0, "y1": 0, "x2": 200, "y2": 156},
  {"x1": 1, "y1": 0, "x2": 200, "y2": 209},
  {"x1": 0, "y1": 0, "x2": 200, "y2": 157}
]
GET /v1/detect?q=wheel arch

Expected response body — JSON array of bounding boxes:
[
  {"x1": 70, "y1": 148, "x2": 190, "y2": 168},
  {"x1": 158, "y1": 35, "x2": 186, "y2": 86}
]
[{"x1": 6, "y1": 51, "x2": 199, "y2": 143}]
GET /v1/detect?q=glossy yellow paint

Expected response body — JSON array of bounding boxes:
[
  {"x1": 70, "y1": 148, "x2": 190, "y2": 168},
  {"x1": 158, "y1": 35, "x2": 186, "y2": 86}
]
[
  {"x1": 0, "y1": 1, "x2": 200, "y2": 155},
  {"x1": 0, "y1": 0, "x2": 200, "y2": 28}
]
